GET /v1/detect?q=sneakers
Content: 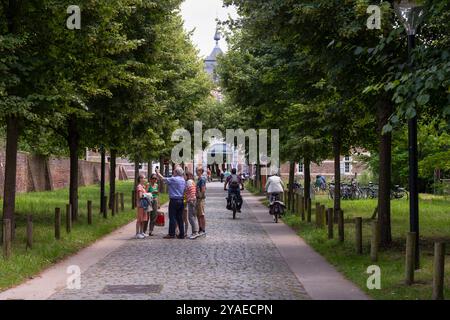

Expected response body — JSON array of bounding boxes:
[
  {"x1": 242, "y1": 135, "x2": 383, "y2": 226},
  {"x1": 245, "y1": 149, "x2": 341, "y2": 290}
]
[
  {"x1": 198, "y1": 230, "x2": 206, "y2": 237},
  {"x1": 189, "y1": 233, "x2": 199, "y2": 239},
  {"x1": 135, "y1": 233, "x2": 145, "y2": 239},
  {"x1": 163, "y1": 234, "x2": 175, "y2": 239}
]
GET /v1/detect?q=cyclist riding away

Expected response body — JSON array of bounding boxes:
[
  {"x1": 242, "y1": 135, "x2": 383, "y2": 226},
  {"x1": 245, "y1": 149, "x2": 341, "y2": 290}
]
[
  {"x1": 224, "y1": 168, "x2": 244, "y2": 212},
  {"x1": 265, "y1": 171, "x2": 285, "y2": 203}
]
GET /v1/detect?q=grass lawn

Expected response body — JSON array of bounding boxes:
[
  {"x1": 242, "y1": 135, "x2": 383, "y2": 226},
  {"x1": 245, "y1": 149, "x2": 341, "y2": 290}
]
[
  {"x1": 246, "y1": 183, "x2": 450, "y2": 300},
  {"x1": 0, "y1": 181, "x2": 168, "y2": 292}
]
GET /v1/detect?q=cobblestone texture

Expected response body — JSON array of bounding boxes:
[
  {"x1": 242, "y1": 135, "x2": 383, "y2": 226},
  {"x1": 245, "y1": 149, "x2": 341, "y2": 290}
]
[{"x1": 50, "y1": 182, "x2": 309, "y2": 300}]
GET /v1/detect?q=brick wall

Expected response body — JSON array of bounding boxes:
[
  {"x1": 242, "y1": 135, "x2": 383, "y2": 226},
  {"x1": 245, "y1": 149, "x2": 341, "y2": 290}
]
[{"x1": 0, "y1": 150, "x2": 127, "y2": 195}]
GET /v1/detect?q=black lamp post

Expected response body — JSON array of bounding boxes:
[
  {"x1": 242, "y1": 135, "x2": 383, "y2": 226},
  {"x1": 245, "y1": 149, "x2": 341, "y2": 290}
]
[{"x1": 393, "y1": 0, "x2": 425, "y2": 269}]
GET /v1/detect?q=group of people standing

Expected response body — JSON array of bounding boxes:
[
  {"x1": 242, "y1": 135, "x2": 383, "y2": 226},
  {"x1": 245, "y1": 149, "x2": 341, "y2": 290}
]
[{"x1": 135, "y1": 166, "x2": 207, "y2": 240}]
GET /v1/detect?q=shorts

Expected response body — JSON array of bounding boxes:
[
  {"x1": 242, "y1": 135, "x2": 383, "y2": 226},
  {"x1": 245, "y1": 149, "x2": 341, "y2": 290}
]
[{"x1": 196, "y1": 199, "x2": 205, "y2": 217}]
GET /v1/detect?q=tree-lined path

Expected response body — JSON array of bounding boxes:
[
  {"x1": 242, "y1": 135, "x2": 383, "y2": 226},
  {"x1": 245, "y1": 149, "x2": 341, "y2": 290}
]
[{"x1": 1, "y1": 182, "x2": 367, "y2": 300}]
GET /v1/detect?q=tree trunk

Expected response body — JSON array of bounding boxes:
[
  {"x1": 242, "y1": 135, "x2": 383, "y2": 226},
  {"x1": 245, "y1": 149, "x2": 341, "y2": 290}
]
[
  {"x1": 304, "y1": 158, "x2": 311, "y2": 204},
  {"x1": 288, "y1": 161, "x2": 295, "y2": 210},
  {"x1": 333, "y1": 131, "x2": 341, "y2": 223},
  {"x1": 2, "y1": 0, "x2": 22, "y2": 244},
  {"x1": 377, "y1": 99, "x2": 393, "y2": 246},
  {"x1": 67, "y1": 116, "x2": 79, "y2": 221},
  {"x1": 1, "y1": 116, "x2": 19, "y2": 243},
  {"x1": 100, "y1": 147, "x2": 106, "y2": 213},
  {"x1": 159, "y1": 155, "x2": 164, "y2": 193},
  {"x1": 109, "y1": 149, "x2": 117, "y2": 210},
  {"x1": 148, "y1": 161, "x2": 152, "y2": 177}
]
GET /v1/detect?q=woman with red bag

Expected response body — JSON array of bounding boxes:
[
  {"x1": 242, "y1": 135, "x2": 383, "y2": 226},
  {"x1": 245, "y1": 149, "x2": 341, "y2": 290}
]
[{"x1": 146, "y1": 174, "x2": 160, "y2": 235}]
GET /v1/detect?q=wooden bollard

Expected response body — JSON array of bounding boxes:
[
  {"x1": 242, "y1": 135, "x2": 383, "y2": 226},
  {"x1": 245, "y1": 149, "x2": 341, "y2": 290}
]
[
  {"x1": 87, "y1": 200, "x2": 92, "y2": 225},
  {"x1": 306, "y1": 198, "x2": 311, "y2": 222},
  {"x1": 405, "y1": 232, "x2": 416, "y2": 285},
  {"x1": 131, "y1": 190, "x2": 135, "y2": 209},
  {"x1": 66, "y1": 204, "x2": 72, "y2": 233},
  {"x1": 315, "y1": 203, "x2": 320, "y2": 227},
  {"x1": 319, "y1": 205, "x2": 326, "y2": 227},
  {"x1": 287, "y1": 191, "x2": 292, "y2": 212},
  {"x1": 3, "y1": 219, "x2": 12, "y2": 259},
  {"x1": 55, "y1": 208, "x2": 61, "y2": 240},
  {"x1": 120, "y1": 193, "x2": 124, "y2": 211},
  {"x1": 115, "y1": 193, "x2": 119, "y2": 214},
  {"x1": 371, "y1": 220, "x2": 380, "y2": 261},
  {"x1": 432, "y1": 242, "x2": 445, "y2": 300},
  {"x1": 327, "y1": 208, "x2": 333, "y2": 239},
  {"x1": 26, "y1": 215, "x2": 33, "y2": 250},
  {"x1": 338, "y1": 209, "x2": 345, "y2": 242},
  {"x1": 355, "y1": 217, "x2": 363, "y2": 254}
]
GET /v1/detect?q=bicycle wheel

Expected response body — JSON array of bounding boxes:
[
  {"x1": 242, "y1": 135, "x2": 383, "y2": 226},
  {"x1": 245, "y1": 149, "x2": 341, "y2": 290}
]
[{"x1": 275, "y1": 213, "x2": 278, "y2": 223}]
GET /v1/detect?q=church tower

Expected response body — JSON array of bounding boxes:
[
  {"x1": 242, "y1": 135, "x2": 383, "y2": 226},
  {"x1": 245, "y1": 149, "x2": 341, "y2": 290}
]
[{"x1": 204, "y1": 27, "x2": 223, "y2": 83}]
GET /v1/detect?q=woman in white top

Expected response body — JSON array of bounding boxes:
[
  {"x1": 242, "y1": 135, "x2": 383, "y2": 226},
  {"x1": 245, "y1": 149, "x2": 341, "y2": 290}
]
[{"x1": 265, "y1": 173, "x2": 285, "y2": 202}]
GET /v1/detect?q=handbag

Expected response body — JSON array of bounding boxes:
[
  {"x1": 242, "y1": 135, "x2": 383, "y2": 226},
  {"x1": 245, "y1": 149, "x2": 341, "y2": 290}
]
[{"x1": 155, "y1": 211, "x2": 165, "y2": 227}]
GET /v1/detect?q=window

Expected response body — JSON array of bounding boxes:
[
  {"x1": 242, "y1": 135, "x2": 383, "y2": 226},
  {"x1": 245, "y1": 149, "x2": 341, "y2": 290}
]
[
  {"x1": 344, "y1": 156, "x2": 351, "y2": 173},
  {"x1": 298, "y1": 160, "x2": 304, "y2": 174},
  {"x1": 345, "y1": 162, "x2": 350, "y2": 173}
]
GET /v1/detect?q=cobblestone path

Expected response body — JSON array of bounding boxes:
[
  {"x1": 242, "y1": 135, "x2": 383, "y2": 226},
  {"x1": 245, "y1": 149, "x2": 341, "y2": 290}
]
[{"x1": 50, "y1": 182, "x2": 309, "y2": 300}]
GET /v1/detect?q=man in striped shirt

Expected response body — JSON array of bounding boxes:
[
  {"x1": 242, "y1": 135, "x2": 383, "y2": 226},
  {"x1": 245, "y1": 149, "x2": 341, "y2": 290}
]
[{"x1": 185, "y1": 171, "x2": 199, "y2": 239}]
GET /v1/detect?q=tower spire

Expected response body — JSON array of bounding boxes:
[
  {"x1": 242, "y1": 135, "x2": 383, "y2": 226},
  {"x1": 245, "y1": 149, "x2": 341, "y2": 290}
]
[{"x1": 214, "y1": 28, "x2": 221, "y2": 47}]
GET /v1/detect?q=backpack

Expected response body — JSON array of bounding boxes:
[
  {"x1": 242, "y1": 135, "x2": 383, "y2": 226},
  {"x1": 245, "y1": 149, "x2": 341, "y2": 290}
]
[
  {"x1": 139, "y1": 197, "x2": 150, "y2": 210},
  {"x1": 229, "y1": 174, "x2": 240, "y2": 188}
]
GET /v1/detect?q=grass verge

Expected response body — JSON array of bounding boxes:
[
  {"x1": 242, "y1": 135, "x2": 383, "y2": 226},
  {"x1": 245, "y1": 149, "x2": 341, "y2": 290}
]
[
  {"x1": 246, "y1": 182, "x2": 450, "y2": 300},
  {"x1": 0, "y1": 181, "x2": 168, "y2": 292}
]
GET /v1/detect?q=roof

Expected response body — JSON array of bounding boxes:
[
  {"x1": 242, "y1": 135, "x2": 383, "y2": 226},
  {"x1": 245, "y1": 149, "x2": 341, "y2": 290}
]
[{"x1": 205, "y1": 45, "x2": 223, "y2": 62}]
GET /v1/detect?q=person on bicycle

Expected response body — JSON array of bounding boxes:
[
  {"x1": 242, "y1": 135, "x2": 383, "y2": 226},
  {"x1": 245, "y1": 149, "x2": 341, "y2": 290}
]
[
  {"x1": 224, "y1": 168, "x2": 244, "y2": 212},
  {"x1": 315, "y1": 175, "x2": 326, "y2": 191},
  {"x1": 265, "y1": 171, "x2": 285, "y2": 203}
]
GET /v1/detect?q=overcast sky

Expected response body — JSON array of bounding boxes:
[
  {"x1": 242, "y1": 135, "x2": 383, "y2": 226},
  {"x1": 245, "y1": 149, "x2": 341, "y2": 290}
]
[{"x1": 180, "y1": 0, "x2": 238, "y2": 58}]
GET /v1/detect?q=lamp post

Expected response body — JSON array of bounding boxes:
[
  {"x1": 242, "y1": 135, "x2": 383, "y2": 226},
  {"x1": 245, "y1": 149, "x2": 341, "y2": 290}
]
[{"x1": 393, "y1": 0, "x2": 425, "y2": 269}]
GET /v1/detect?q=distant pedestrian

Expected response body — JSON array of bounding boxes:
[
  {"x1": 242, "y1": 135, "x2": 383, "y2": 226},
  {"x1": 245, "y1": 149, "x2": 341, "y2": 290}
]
[
  {"x1": 156, "y1": 166, "x2": 186, "y2": 239},
  {"x1": 219, "y1": 169, "x2": 224, "y2": 183},
  {"x1": 207, "y1": 168, "x2": 212, "y2": 182},
  {"x1": 223, "y1": 169, "x2": 231, "y2": 180},
  {"x1": 135, "y1": 175, "x2": 149, "y2": 239},
  {"x1": 196, "y1": 167, "x2": 207, "y2": 236}
]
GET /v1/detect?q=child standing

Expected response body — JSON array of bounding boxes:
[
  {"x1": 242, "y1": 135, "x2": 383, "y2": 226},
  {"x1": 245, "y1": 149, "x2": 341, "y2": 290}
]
[{"x1": 136, "y1": 175, "x2": 149, "y2": 239}]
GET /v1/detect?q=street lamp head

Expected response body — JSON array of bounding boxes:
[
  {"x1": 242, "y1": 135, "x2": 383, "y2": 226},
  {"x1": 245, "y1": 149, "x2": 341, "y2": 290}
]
[{"x1": 394, "y1": 0, "x2": 425, "y2": 36}]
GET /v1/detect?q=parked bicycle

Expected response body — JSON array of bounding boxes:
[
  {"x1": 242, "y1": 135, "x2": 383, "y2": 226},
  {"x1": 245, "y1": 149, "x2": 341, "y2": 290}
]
[
  {"x1": 329, "y1": 181, "x2": 407, "y2": 200},
  {"x1": 391, "y1": 185, "x2": 408, "y2": 200}
]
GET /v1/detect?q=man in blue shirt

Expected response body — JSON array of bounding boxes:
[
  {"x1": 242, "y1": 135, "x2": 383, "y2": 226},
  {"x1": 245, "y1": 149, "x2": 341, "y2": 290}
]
[{"x1": 156, "y1": 166, "x2": 186, "y2": 239}]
